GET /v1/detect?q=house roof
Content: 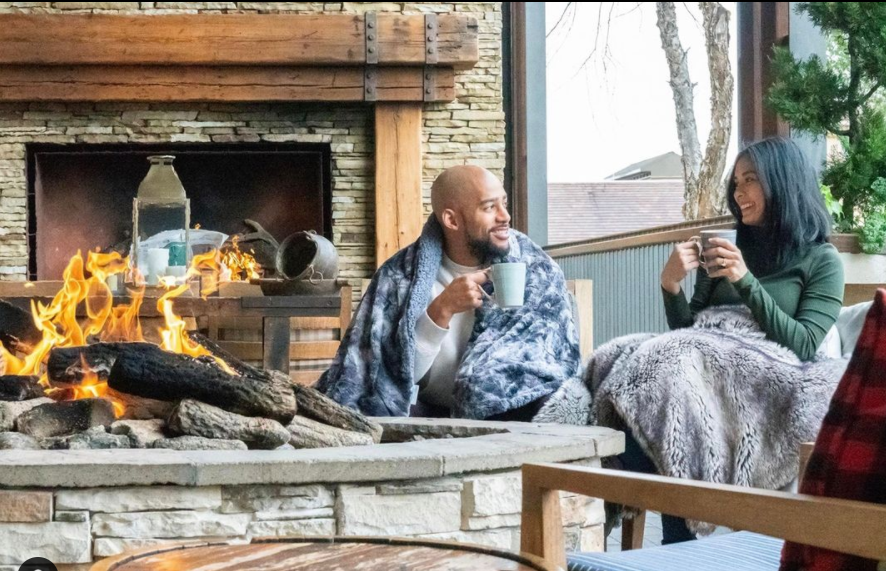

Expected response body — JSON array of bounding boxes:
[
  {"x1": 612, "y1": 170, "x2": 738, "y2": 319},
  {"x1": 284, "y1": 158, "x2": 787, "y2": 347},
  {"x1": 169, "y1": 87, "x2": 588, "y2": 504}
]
[
  {"x1": 548, "y1": 180, "x2": 686, "y2": 245},
  {"x1": 605, "y1": 151, "x2": 683, "y2": 180}
]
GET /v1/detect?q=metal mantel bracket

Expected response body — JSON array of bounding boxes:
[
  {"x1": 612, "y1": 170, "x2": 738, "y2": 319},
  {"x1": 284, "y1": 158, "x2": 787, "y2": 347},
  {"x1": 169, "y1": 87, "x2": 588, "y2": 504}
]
[{"x1": 364, "y1": 12, "x2": 379, "y2": 102}]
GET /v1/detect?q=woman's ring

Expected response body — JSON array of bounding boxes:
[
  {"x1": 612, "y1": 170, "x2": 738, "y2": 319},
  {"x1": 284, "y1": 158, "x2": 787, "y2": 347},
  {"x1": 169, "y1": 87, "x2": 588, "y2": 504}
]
[{"x1": 719, "y1": 257, "x2": 726, "y2": 268}]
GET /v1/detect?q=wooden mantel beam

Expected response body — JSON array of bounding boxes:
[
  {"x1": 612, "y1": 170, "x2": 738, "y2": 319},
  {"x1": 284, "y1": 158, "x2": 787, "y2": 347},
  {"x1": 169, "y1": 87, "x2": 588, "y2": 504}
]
[
  {"x1": 0, "y1": 65, "x2": 455, "y2": 103},
  {"x1": 0, "y1": 13, "x2": 479, "y2": 68}
]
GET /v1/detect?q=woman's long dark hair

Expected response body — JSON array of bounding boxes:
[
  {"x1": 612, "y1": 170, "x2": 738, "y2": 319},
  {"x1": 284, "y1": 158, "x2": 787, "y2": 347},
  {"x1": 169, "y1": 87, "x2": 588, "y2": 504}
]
[{"x1": 726, "y1": 137, "x2": 832, "y2": 274}]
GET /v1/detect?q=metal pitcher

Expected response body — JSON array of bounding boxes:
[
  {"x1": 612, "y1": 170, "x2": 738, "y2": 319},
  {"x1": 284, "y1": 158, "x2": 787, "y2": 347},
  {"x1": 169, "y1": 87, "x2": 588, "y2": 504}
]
[{"x1": 275, "y1": 230, "x2": 339, "y2": 283}]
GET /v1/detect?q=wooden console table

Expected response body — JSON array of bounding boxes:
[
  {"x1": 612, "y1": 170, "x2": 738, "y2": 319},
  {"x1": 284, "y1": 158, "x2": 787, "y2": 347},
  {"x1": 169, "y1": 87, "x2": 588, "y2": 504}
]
[
  {"x1": 216, "y1": 295, "x2": 342, "y2": 373},
  {"x1": 0, "y1": 283, "x2": 343, "y2": 375}
]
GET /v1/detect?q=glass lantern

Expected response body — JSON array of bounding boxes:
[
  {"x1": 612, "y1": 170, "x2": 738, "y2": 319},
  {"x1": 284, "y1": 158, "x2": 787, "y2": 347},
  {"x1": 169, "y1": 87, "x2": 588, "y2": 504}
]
[{"x1": 131, "y1": 155, "x2": 190, "y2": 285}]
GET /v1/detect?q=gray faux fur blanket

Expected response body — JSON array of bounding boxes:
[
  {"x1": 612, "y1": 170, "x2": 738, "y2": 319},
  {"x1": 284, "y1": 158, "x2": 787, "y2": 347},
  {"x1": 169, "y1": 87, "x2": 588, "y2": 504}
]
[
  {"x1": 316, "y1": 215, "x2": 581, "y2": 419},
  {"x1": 536, "y1": 305, "x2": 847, "y2": 527}
]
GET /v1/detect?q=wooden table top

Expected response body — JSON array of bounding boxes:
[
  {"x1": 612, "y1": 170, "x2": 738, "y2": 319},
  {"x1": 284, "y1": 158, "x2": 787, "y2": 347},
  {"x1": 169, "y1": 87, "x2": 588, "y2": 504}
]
[
  {"x1": 1, "y1": 293, "x2": 342, "y2": 318},
  {"x1": 90, "y1": 536, "x2": 561, "y2": 571}
]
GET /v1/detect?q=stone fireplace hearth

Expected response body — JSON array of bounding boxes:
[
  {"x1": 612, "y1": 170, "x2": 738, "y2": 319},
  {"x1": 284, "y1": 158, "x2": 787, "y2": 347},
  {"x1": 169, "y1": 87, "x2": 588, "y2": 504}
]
[{"x1": 0, "y1": 4, "x2": 519, "y2": 568}]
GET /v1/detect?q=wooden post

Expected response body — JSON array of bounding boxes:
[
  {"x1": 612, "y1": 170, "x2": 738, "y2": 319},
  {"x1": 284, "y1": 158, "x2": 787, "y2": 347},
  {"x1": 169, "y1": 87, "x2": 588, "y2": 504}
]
[
  {"x1": 567, "y1": 279, "x2": 593, "y2": 360},
  {"x1": 506, "y1": 2, "x2": 529, "y2": 235},
  {"x1": 374, "y1": 102, "x2": 423, "y2": 267},
  {"x1": 737, "y1": 2, "x2": 790, "y2": 143},
  {"x1": 263, "y1": 317, "x2": 291, "y2": 374}
]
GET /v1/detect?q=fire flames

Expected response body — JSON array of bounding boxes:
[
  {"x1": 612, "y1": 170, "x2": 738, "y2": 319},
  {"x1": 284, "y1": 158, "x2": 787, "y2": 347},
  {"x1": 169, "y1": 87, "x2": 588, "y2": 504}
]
[
  {"x1": 0, "y1": 249, "x2": 235, "y2": 417},
  {"x1": 67, "y1": 357, "x2": 125, "y2": 418},
  {"x1": 221, "y1": 236, "x2": 261, "y2": 282}
]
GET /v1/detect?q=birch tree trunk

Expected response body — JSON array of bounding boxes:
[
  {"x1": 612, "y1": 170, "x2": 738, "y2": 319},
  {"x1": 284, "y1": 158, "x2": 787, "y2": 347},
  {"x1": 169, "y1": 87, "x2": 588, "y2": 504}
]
[{"x1": 656, "y1": 2, "x2": 733, "y2": 219}]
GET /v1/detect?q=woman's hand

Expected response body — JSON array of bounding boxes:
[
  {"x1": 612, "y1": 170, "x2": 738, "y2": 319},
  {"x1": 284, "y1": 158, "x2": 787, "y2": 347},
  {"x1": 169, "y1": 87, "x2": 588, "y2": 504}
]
[
  {"x1": 704, "y1": 238, "x2": 749, "y2": 283},
  {"x1": 661, "y1": 241, "x2": 701, "y2": 294}
]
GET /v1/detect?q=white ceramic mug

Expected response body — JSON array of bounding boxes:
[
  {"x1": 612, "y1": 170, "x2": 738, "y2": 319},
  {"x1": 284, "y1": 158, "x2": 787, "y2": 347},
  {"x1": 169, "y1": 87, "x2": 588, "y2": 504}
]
[
  {"x1": 490, "y1": 263, "x2": 526, "y2": 308},
  {"x1": 690, "y1": 229, "x2": 737, "y2": 272}
]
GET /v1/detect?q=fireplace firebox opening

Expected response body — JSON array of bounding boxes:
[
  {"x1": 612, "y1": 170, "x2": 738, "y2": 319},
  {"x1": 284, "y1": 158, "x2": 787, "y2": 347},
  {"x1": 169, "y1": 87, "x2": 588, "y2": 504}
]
[{"x1": 26, "y1": 143, "x2": 332, "y2": 280}]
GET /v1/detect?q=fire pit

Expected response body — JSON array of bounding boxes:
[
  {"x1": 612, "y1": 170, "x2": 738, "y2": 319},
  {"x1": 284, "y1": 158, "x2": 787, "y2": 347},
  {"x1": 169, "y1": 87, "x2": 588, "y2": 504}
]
[
  {"x1": 0, "y1": 418, "x2": 621, "y2": 567},
  {"x1": 0, "y1": 252, "x2": 623, "y2": 568}
]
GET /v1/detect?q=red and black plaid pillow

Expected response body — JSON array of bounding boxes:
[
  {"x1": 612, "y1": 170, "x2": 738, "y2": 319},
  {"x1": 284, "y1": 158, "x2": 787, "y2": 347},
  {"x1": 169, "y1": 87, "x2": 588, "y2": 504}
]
[{"x1": 780, "y1": 289, "x2": 886, "y2": 571}]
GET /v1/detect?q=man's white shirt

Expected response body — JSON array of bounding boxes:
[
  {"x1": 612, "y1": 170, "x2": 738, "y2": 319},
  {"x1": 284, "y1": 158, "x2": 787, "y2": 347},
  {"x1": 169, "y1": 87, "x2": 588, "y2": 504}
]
[{"x1": 412, "y1": 255, "x2": 482, "y2": 409}]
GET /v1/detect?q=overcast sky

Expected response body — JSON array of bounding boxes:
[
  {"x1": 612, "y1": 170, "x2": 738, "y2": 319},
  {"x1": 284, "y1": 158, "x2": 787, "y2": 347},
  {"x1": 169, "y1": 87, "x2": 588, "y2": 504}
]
[{"x1": 545, "y1": 2, "x2": 738, "y2": 182}]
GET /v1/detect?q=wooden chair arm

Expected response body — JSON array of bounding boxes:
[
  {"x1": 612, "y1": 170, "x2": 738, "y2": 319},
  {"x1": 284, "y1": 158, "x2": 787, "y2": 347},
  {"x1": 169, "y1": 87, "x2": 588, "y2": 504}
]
[
  {"x1": 521, "y1": 463, "x2": 886, "y2": 569},
  {"x1": 591, "y1": 440, "x2": 819, "y2": 553}
]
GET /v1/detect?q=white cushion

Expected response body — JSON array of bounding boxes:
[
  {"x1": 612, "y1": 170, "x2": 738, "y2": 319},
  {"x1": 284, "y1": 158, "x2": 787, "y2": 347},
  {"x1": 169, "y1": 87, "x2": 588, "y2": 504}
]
[
  {"x1": 567, "y1": 531, "x2": 783, "y2": 571},
  {"x1": 817, "y1": 325, "x2": 843, "y2": 360},
  {"x1": 836, "y1": 301, "x2": 873, "y2": 357}
]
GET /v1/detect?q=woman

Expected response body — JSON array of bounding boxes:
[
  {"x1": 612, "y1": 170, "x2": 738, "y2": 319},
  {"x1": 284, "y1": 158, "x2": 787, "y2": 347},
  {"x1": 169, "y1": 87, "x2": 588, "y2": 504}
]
[
  {"x1": 622, "y1": 137, "x2": 845, "y2": 544},
  {"x1": 661, "y1": 137, "x2": 843, "y2": 361}
]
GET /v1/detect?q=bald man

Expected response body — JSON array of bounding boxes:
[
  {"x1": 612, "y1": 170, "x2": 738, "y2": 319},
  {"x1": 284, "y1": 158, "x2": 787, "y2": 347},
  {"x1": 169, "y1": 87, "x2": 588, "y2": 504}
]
[
  {"x1": 317, "y1": 166, "x2": 581, "y2": 420},
  {"x1": 412, "y1": 166, "x2": 511, "y2": 414}
]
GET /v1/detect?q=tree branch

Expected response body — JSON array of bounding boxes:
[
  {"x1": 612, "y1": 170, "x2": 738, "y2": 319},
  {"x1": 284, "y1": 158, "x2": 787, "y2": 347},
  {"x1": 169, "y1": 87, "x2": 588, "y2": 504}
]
[
  {"x1": 656, "y1": 1, "x2": 702, "y2": 218},
  {"x1": 695, "y1": 1, "x2": 733, "y2": 218},
  {"x1": 572, "y1": 2, "x2": 617, "y2": 80},
  {"x1": 860, "y1": 81, "x2": 883, "y2": 105},
  {"x1": 546, "y1": 2, "x2": 575, "y2": 39}
]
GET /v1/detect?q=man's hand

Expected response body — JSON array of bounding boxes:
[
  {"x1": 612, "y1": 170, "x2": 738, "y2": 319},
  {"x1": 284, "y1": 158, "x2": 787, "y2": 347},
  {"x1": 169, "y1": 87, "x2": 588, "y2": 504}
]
[{"x1": 427, "y1": 270, "x2": 489, "y2": 328}]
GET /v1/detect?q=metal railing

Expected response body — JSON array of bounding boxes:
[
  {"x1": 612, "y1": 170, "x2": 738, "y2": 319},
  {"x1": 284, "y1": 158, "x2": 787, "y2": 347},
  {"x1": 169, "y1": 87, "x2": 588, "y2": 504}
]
[{"x1": 546, "y1": 217, "x2": 733, "y2": 347}]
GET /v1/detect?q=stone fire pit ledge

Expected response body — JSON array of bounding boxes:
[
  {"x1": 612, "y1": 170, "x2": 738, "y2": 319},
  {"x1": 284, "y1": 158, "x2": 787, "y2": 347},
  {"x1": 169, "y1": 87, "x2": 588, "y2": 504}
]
[{"x1": 0, "y1": 419, "x2": 622, "y2": 488}]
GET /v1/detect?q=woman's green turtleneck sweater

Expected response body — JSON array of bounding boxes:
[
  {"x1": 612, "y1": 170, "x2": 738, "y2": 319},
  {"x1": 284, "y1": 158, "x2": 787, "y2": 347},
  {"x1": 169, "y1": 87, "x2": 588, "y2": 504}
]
[{"x1": 662, "y1": 240, "x2": 844, "y2": 361}]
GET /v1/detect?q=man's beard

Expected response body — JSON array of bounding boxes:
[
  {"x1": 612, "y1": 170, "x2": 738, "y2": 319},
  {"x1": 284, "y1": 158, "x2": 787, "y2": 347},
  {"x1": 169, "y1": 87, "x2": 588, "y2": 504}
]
[{"x1": 467, "y1": 232, "x2": 509, "y2": 264}]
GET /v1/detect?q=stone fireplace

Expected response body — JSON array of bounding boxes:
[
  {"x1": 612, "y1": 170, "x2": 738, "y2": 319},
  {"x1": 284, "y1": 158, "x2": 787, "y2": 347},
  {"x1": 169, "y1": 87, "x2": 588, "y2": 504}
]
[
  {"x1": 0, "y1": 418, "x2": 621, "y2": 567},
  {"x1": 0, "y1": 1, "x2": 507, "y2": 288}
]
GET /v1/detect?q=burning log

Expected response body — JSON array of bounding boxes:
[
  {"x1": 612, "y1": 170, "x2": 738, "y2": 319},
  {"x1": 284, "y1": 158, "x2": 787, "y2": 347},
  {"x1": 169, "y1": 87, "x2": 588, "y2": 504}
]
[
  {"x1": 280, "y1": 375, "x2": 383, "y2": 443},
  {"x1": 0, "y1": 397, "x2": 54, "y2": 432},
  {"x1": 107, "y1": 344, "x2": 296, "y2": 424},
  {"x1": 46, "y1": 342, "x2": 154, "y2": 384},
  {"x1": 188, "y1": 335, "x2": 381, "y2": 442},
  {"x1": 187, "y1": 332, "x2": 258, "y2": 378},
  {"x1": 44, "y1": 386, "x2": 75, "y2": 402},
  {"x1": 105, "y1": 388, "x2": 174, "y2": 421},
  {"x1": 167, "y1": 399, "x2": 290, "y2": 450},
  {"x1": 287, "y1": 415, "x2": 373, "y2": 449},
  {"x1": 15, "y1": 398, "x2": 116, "y2": 438},
  {"x1": 0, "y1": 375, "x2": 44, "y2": 401},
  {"x1": 0, "y1": 299, "x2": 42, "y2": 352}
]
